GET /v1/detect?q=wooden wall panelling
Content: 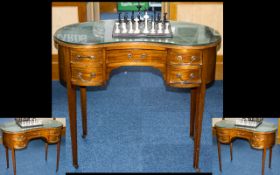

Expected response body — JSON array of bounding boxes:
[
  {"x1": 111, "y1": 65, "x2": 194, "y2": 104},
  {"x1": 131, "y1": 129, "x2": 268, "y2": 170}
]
[
  {"x1": 170, "y1": 2, "x2": 223, "y2": 80},
  {"x1": 52, "y1": 2, "x2": 87, "y2": 80},
  {"x1": 100, "y1": 2, "x2": 117, "y2": 13}
]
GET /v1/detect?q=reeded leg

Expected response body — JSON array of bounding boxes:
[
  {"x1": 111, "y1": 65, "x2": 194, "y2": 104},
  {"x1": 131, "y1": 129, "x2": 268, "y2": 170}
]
[
  {"x1": 56, "y1": 140, "x2": 61, "y2": 172},
  {"x1": 45, "y1": 143, "x2": 48, "y2": 161},
  {"x1": 217, "y1": 140, "x2": 222, "y2": 172},
  {"x1": 68, "y1": 84, "x2": 78, "y2": 168},
  {"x1": 230, "y1": 142, "x2": 233, "y2": 161},
  {"x1": 11, "y1": 148, "x2": 16, "y2": 175},
  {"x1": 262, "y1": 148, "x2": 266, "y2": 175},
  {"x1": 6, "y1": 147, "x2": 9, "y2": 168},
  {"x1": 193, "y1": 84, "x2": 206, "y2": 169},
  {"x1": 269, "y1": 147, "x2": 272, "y2": 168},
  {"x1": 190, "y1": 88, "x2": 197, "y2": 138},
  {"x1": 80, "y1": 86, "x2": 87, "y2": 139}
]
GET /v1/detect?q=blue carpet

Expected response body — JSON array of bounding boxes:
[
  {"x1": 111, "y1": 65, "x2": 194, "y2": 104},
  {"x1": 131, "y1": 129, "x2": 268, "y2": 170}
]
[{"x1": 52, "y1": 67, "x2": 223, "y2": 173}]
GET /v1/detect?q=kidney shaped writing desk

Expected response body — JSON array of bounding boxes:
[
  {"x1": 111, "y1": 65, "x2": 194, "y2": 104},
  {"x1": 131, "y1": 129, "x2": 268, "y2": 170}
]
[
  {"x1": 54, "y1": 20, "x2": 221, "y2": 170},
  {"x1": 1, "y1": 120, "x2": 63, "y2": 175}
]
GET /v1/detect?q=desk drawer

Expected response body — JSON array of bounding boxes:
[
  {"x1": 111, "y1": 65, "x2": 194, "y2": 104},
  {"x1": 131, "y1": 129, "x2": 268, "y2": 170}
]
[
  {"x1": 71, "y1": 48, "x2": 103, "y2": 65},
  {"x1": 71, "y1": 65, "x2": 104, "y2": 86},
  {"x1": 107, "y1": 49, "x2": 167, "y2": 64},
  {"x1": 168, "y1": 49, "x2": 202, "y2": 65},
  {"x1": 167, "y1": 65, "x2": 201, "y2": 84}
]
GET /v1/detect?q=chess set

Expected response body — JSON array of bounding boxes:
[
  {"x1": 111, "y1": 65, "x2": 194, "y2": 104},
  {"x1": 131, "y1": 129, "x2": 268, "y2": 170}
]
[
  {"x1": 15, "y1": 118, "x2": 43, "y2": 128},
  {"x1": 235, "y1": 118, "x2": 263, "y2": 128},
  {"x1": 112, "y1": 9, "x2": 173, "y2": 38}
]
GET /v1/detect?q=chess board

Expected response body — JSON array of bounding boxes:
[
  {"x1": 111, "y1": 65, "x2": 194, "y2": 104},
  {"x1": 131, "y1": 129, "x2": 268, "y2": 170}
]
[
  {"x1": 112, "y1": 21, "x2": 173, "y2": 38},
  {"x1": 15, "y1": 118, "x2": 43, "y2": 128},
  {"x1": 235, "y1": 119, "x2": 263, "y2": 128}
]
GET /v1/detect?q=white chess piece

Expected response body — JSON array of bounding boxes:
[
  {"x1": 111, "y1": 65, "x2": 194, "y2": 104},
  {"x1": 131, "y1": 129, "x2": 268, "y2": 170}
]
[
  {"x1": 143, "y1": 11, "x2": 149, "y2": 34},
  {"x1": 150, "y1": 21, "x2": 155, "y2": 34},
  {"x1": 164, "y1": 22, "x2": 170, "y2": 34},
  {"x1": 115, "y1": 22, "x2": 120, "y2": 34},
  {"x1": 121, "y1": 22, "x2": 127, "y2": 33},
  {"x1": 157, "y1": 22, "x2": 163, "y2": 34},
  {"x1": 134, "y1": 18, "x2": 140, "y2": 34},
  {"x1": 128, "y1": 21, "x2": 133, "y2": 34}
]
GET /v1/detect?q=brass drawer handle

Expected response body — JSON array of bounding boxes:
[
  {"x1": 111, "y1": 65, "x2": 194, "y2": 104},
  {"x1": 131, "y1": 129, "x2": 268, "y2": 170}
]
[
  {"x1": 177, "y1": 55, "x2": 183, "y2": 62},
  {"x1": 76, "y1": 55, "x2": 96, "y2": 60},
  {"x1": 128, "y1": 53, "x2": 132, "y2": 58},
  {"x1": 140, "y1": 53, "x2": 147, "y2": 59},
  {"x1": 176, "y1": 73, "x2": 196, "y2": 81},
  {"x1": 78, "y1": 72, "x2": 96, "y2": 82},
  {"x1": 190, "y1": 56, "x2": 199, "y2": 63}
]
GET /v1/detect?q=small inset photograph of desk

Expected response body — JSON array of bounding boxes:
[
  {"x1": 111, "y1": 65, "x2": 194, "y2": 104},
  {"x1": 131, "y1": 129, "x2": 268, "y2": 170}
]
[
  {"x1": 212, "y1": 118, "x2": 280, "y2": 175},
  {"x1": 0, "y1": 118, "x2": 66, "y2": 175}
]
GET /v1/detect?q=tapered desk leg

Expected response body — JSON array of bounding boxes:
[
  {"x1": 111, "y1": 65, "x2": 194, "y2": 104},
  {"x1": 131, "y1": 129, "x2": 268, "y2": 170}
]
[
  {"x1": 262, "y1": 148, "x2": 266, "y2": 175},
  {"x1": 269, "y1": 147, "x2": 272, "y2": 168},
  {"x1": 230, "y1": 142, "x2": 233, "y2": 161},
  {"x1": 80, "y1": 86, "x2": 87, "y2": 139},
  {"x1": 45, "y1": 143, "x2": 48, "y2": 161},
  {"x1": 217, "y1": 140, "x2": 222, "y2": 172},
  {"x1": 11, "y1": 148, "x2": 16, "y2": 175},
  {"x1": 190, "y1": 88, "x2": 197, "y2": 138},
  {"x1": 6, "y1": 146, "x2": 9, "y2": 168},
  {"x1": 193, "y1": 84, "x2": 206, "y2": 170},
  {"x1": 56, "y1": 140, "x2": 61, "y2": 172},
  {"x1": 67, "y1": 84, "x2": 78, "y2": 168}
]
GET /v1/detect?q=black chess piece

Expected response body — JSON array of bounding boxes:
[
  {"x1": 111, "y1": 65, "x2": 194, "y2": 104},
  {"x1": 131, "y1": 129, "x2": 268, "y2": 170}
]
[
  {"x1": 124, "y1": 12, "x2": 128, "y2": 23},
  {"x1": 131, "y1": 11, "x2": 135, "y2": 23},
  {"x1": 118, "y1": 12, "x2": 122, "y2": 23},
  {"x1": 164, "y1": 12, "x2": 168, "y2": 23},
  {"x1": 157, "y1": 12, "x2": 161, "y2": 23},
  {"x1": 153, "y1": 10, "x2": 156, "y2": 22},
  {"x1": 137, "y1": 11, "x2": 141, "y2": 22},
  {"x1": 136, "y1": 2, "x2": 142, "y2": 12}
]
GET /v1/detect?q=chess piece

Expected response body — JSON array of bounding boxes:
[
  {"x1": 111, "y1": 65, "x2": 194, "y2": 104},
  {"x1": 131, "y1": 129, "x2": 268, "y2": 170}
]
[
  {"x1": 163, "y1": 12, "x2": 168, "y2": 23},
  {"x1": 157, "y1": 12, "x2": 161, "y2": 23},
  {"x1": 134, "y1": 18, "x2": 140, "y2": 33},
  {"x1": 121, "y1": 22, "x2": 127, "y2": 33},
  {"x1": 158, "y1": 22, "x2": 163, "y2": 33},
  {"x1": 124, "y1": 12, "x2": 128, "y2": 24},
  {"x1": 128, "y1": 20, "x2": 133, "y2": 34},
  {"x1": 115, "y1": 22, "x2": 120, "y2": 34},
  {"x1": 131, "y1": 11, "x2": 135, "y2": 23},
  {"x1": 143, "y1": 10, "x2": 149, "y2": 33},
  {"x1": 151, "y1": 21, "x2": 155, "y2": 33},
  {"x1": 118, "y1": 12, "x2": 122, "y2": 23},
  {"x1": 164, "y1": 22, "x2": 169, "y2": 34}
]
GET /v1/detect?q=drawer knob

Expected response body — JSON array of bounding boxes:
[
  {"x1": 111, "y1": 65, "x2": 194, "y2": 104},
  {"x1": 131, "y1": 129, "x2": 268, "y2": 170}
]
[
  {"x1": 76, "y1": 55, "x2": 96, "y2": 60},
  {"x1": 177, "y1": 55, "x2": 183, "y2": 62},
  {"x1": 140, "y1": 53, "x2": 147, "y2": 59},
  {"x1": 128, "y1": 53, "x2": 132, "y2": 58},
  {"x1": 78, "y1": 72, "x2": 96, "y2": 82},
  {"x1": 190, "y1": 56, "x2": 199, "y2": 63},
  {"x1": 189, "y1": 73, "x2": 196, "y2": 79}
]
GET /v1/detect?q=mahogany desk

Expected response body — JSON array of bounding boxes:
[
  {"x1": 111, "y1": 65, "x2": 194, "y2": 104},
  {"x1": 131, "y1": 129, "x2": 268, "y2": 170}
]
[
  {"x1": 215, "y1": 120, "x2": 277, "y2": 175},
  {"x1": 54, "y1": 20, "x2": 221, "y2": 170},
  {"x1": 0, "y1": 120, "x2": 63, "y2": 175}
]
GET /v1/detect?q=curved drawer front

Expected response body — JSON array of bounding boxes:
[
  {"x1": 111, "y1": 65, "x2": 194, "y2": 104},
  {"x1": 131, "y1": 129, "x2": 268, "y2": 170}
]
[
  {"x1": 168, "y1": 49, "x2": 202, "y2": 65},
  {"x1": 167, "y1": 65, "x2": 201, "y2": 85},
  {"x1": 106, "y1": 49, "x2": 167, "y2": 64},
  {"x1": 232, "y1": 130, "x2": 252, "y2": 140},
  {"x1": 216, "y1": 128, "x2": 231, "y2": 143},
  {"x1": 251, "y1": 132, "x2": 276, "y2": 149},
  {"x1": 3, "y1": 133, "x2": 28, "y2": 149},
  {"x1": 71, "y1": 48, "x2": 103, "y2": 66},
  {"x1": 71, "y1": 64, "x2": 104, "y2": 86}
]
